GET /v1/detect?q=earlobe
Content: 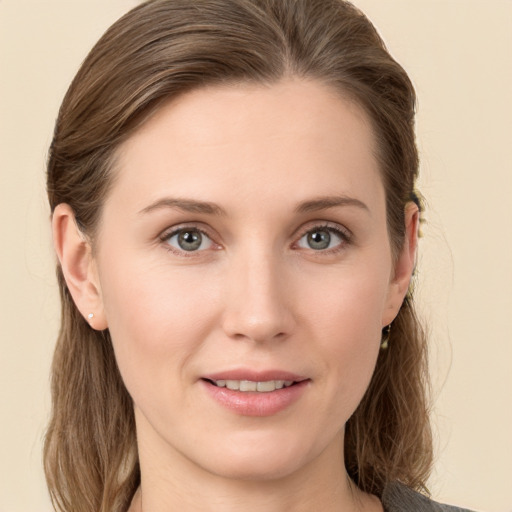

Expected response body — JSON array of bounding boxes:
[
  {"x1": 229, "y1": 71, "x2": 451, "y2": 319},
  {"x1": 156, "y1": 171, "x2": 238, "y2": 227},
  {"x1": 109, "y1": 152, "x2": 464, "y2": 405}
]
[
  {"x1": 382, "y1": 202, "x2": 419, "y2": 326},
  {"x1": 52, "y1": 204, "x2": 108, "y2": 330}
]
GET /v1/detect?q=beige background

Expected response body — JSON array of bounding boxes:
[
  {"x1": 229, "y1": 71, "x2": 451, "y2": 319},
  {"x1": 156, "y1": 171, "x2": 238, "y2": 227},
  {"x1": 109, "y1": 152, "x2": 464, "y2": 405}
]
[{"x1": 1, "y1": 1, "x2": 511, "y2": 511}]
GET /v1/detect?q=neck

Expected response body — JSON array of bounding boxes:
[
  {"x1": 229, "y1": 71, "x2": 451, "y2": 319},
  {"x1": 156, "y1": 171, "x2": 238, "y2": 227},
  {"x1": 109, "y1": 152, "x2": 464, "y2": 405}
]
[
  {"x1": 129, "y1": 481, "x2": 379, "y2": 512},
  {"x1": 128, "y1": 423, "x2": 381, "y2": 512}
]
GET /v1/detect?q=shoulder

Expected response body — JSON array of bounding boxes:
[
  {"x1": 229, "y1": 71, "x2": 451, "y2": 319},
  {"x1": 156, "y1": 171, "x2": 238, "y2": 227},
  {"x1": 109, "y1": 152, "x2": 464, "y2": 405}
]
[{"x1": 382, "y1": 482, "x2": 477, "y2": 512}]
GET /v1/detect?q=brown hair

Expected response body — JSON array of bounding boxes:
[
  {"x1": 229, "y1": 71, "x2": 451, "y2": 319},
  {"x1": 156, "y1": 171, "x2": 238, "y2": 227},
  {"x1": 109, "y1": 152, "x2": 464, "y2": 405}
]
[{"x1": 45, "y1": 1, "x2": 432, "y2": 510}]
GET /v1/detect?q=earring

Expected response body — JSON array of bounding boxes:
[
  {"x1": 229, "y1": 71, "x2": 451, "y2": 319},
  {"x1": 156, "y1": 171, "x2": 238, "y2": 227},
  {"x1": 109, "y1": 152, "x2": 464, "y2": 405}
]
[
  {"x1": 380, "y1": 324, "x2": 391, "y2": 350},
  {"x1": 87, "y1": 313, "x2": 94, "y2": 323}
]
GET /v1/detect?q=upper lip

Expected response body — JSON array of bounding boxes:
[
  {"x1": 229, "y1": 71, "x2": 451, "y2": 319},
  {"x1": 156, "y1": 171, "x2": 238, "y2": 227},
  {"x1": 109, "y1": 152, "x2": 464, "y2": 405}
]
[{"x1": 201, "y1": 369, "x2": 308, "y2": 382}]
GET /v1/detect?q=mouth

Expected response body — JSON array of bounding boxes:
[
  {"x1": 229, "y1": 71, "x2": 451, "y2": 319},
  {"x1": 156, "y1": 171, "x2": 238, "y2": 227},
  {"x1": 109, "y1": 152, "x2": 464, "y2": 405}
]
[
  {"x1": 202, "y1": 378, "x2": 299, "y2": 393},
  {"x1": 200, "y1": 375, "x2": 310, "y2": 416}
]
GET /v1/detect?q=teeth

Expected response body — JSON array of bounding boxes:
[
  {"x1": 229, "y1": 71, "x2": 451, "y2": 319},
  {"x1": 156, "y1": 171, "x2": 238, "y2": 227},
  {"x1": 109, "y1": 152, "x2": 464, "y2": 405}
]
[
  {"x1": 256, "y1": 381, "x2": 275, "y2": 392},
  {"x1": 213, "y1": 379, "x2": 295, "y2": 392},
  {"x1": 240, "y1": 380, "x2": 257, "y2": 391},
  {"x1": 226, "y1": 380, "x2": 239, "y2": 390}
]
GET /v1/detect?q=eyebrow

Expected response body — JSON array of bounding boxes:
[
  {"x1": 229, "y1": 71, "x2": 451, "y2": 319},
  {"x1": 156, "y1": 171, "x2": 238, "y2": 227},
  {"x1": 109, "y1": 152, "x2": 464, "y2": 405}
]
[
  {"x1": 295, "y1": 195, "x2": 370, "y2": 214},
  {"x1": 139, "y1": 194, "x2": 369, "y2": 217},
  {"x1": 139, "y1": 197, "x2": 227, "y2": 216}
]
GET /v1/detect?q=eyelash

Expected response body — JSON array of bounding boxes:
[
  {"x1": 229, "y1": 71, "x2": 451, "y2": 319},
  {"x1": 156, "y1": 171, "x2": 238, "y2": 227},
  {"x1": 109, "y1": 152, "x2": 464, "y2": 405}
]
[
  {"x1": 159, "y1": 225, "x2": 217, "y2": 257},
  {"x1": 159, "y1": 222, "x2": 352, "y2": 256},
  {"x1": 295, "y1": 223, "x2": 352, "y2": 254}
]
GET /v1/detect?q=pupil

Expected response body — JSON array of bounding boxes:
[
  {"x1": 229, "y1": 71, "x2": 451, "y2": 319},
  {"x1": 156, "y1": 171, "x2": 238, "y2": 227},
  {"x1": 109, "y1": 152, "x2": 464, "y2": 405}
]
[
  {"x1": 178, "y1": 230, "x2": 202, "y2": 251},
  {"x1": 308, "y1": 230, "x2": 330, "y2": 250}
]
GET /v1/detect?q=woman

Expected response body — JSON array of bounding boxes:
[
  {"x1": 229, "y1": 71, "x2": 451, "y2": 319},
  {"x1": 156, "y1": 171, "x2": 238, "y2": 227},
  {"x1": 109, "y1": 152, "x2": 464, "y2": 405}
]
[{"x1": 44, "y1": 0, "x2": 474, "y2": 511}]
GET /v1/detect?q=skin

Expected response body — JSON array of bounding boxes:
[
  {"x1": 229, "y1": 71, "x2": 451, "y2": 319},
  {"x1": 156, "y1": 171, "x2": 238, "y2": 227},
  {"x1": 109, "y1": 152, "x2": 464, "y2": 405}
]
[{"x1": 53, "y1": 78, "x2": 418, "y2": 512}]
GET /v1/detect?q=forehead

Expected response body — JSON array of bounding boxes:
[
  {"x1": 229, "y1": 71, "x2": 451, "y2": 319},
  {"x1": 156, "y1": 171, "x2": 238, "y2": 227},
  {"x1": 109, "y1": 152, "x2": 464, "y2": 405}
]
[{"x1": 110, "y1": 78, "x2": 383, "y2": 216}]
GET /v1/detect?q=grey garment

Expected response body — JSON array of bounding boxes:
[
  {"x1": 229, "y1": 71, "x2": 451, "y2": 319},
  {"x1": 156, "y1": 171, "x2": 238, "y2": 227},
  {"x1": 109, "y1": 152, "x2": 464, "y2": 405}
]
[{"x1": 382, "y1": 482, "x2": 476, "y2": 512}]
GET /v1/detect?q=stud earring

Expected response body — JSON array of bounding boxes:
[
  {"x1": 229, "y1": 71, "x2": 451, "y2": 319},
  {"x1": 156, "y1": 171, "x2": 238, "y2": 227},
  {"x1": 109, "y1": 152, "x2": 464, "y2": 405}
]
[
  {"x1": 87, "y1": 313, "x2": 94, "y2": 323},
  {"x1": 381, "y1": 324, "x2": 391, "y2": 350}
]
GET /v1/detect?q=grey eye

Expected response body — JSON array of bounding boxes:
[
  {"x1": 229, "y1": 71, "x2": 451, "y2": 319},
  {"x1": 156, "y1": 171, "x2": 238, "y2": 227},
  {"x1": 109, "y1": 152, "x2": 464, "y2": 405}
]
[
  {"x1": 297, "y1": 227, "x2": 345, "y2": 251},
  {"x1": 178, "y1": 230, "x2": 202, "y2": 251},
  {"x1": 166, "y1": 229, "x2": 212, "y2": 252},
  {"x1": 307, "y1": 230, "x2": 331, "y2": 250}
]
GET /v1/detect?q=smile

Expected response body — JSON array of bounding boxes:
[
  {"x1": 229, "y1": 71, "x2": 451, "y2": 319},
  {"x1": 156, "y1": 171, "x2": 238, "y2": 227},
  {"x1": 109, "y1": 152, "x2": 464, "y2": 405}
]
[
  {"x1": 201, "y1": 377, "x2": 309, "y2": 416},
  {"x1": 209, "y1": 379, "x2": 295, "y2": 392}
]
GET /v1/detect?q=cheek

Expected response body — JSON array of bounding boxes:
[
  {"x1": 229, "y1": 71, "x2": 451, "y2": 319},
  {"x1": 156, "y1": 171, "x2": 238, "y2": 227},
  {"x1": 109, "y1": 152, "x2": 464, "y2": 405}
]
[
  {"x1": 302, "y1": 262, "x2": 390, "y2": 413},
  {"x1": 305, "y1": 259, "x2": 390, "y2": 344},
  {"x1": 98, "y1": 253, "x2": 221, "y2": 396}
]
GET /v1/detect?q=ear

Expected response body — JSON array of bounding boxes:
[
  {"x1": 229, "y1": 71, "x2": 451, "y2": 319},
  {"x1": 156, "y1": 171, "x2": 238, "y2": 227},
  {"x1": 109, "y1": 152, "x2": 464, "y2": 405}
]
[
  {"x1": 382, "y1": 202, "x2": 419, "y2": 327},
  {"x1": 52, "y1": 204, "x2": 108, "y2": 330}
]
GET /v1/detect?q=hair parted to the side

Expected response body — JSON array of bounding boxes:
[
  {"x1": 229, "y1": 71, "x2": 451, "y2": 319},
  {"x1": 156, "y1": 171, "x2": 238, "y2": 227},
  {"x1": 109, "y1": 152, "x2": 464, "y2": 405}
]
[{"x1": 45, "y1": 1, "x2": 432, "y2": 511}]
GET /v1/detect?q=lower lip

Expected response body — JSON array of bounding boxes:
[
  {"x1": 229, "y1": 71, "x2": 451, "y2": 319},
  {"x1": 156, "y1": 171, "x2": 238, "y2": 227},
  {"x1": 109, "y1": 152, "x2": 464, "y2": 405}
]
[{"x1": 201, "y1": 380, "x2": 309, "y2": 417}]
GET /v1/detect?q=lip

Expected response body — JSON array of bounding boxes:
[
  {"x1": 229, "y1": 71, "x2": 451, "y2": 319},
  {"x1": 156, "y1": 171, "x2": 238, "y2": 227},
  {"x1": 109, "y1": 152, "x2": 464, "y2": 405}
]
[
  {"x1": 202, "y1": 369, "x2": 308, "y2": 382},
  {"x1": 200, "y1": 369, "x2": 310, "y2": 417}
]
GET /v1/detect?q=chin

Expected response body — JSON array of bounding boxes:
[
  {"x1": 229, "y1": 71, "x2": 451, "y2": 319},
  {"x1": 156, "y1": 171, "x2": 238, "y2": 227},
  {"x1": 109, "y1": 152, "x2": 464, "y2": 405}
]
[
  {"x1": 196, "y1": 430, "x2": 320, "y2": 482},
  {"x1": 205, "y1": 455, "x2": 302, "y2": 482}
]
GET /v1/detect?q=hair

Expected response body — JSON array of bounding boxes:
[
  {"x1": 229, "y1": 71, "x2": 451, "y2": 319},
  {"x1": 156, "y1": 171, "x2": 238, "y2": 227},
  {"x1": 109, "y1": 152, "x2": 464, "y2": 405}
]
[{"x1": 44, "y1": 1, "x2": 432, "y2": 511}]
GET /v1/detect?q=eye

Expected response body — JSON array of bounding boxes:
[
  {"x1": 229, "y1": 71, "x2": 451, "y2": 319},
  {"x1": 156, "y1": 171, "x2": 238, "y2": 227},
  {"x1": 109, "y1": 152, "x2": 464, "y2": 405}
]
[
  {"x1": 296, "y1": 225, "x2": 348, "y2": 251},
  {"x1": 164, "y1": 228, "x2": 213, "y2": 252}
]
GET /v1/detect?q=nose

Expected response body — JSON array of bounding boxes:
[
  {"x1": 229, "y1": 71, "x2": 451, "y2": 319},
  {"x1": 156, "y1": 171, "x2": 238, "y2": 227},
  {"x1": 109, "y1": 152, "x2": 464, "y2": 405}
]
[{"x1": 221, "y1": 247, "x2": 295, "y2": 344}]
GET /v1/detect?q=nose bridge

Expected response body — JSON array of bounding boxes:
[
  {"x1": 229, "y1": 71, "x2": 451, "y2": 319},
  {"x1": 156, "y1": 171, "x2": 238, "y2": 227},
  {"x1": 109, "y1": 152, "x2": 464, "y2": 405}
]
[{"x1": 222, "y1": 241, "x2": 293, "y2": 343}]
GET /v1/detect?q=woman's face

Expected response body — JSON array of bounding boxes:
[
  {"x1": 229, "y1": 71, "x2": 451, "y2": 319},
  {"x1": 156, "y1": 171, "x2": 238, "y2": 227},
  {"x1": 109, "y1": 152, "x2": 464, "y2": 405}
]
[{"x1": 91, "y1": 79, "x2": 414, "y2": 481}]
